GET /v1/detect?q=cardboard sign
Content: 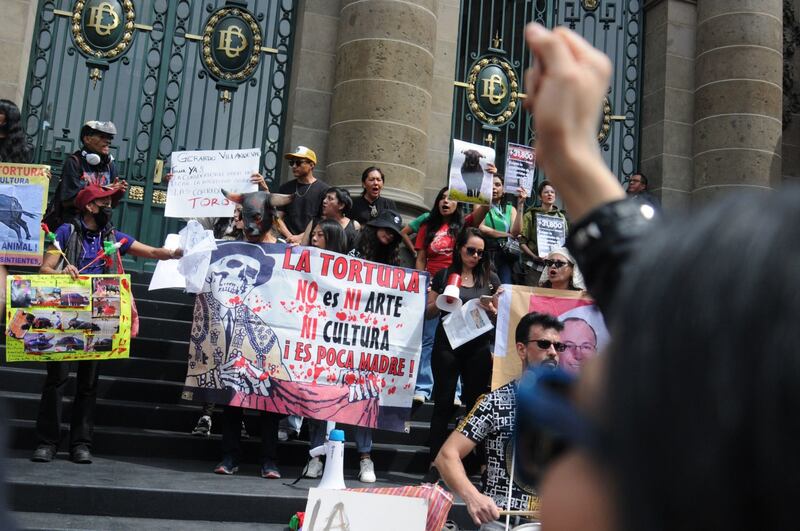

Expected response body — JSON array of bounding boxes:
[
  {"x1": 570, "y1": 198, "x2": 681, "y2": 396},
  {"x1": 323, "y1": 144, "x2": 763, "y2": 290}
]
[
  {"x1": 303, "y1": 488, "x2": 427, "y2": 531},
  {"x1": 535, "y1": 213, "x2": 567, "y2": 258},
  {"x1": 492, "y1": 284, "x2": 608, "y2": 389},
  {"x1": 448, "y1": 139, "x2": 495, "y2": 205},
  {"x1": 504, "y1": 143, "x2": 535, "y2": 195},
  {"x1": 181, "y1": 241, "x2": 427, "y2": 432},
  {"x1": 165, "y1": 148, "x2": 259, "y2": 218},
  {"x1": 6, "y1": 274, "x2": 132, "y2": 362},
  {"x1": 0, "y1": 163, "x2": 50, "y2": 266}
]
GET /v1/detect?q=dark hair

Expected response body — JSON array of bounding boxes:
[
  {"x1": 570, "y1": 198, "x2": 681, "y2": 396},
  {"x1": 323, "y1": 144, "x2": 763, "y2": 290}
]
[
  {"x1": 599, "y1": 190, "x2": 800, "y2": 531},
  {"x1": 634, "y1": 172, "x2": 648, "y2": 187},
  {"x1": 447, "y1": 227, "x2": 491, "y2": 287},
  {"x1": 514, "y1": 312, "x2": 564, "y2": 344},
  {"x1": 353, "y1": 225, "x2": 400, "y2": 265},
  {"x1": 311, "y1": 218, "x2": 348, "y2": 254},
  {"x1": 0, "y1": 99, "x2": 30, "y2": 163},
  {"x1": 491, "y1": 173, "x2": 508, "y2": 207},
  {"x1": 537, "y1": 180, "x2": 555, "y2": 197},
  {"x1": 423, "y1": 186, "x2": 463, "y2": 250},
  {"x1": 316, "y1": 187, "x2": 353, "y2": 218},
  {"x1": 360, "y1": 166, "x2": 385, "y2": 197}
]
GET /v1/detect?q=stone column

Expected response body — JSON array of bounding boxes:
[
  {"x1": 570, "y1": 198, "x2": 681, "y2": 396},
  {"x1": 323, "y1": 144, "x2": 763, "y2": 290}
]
[
  {"x1": 692, "y1": 0, "x2": 783, "y2": 205},
  {"x1": 326, "y1": 0, "x2": 437, "y2": 212}
]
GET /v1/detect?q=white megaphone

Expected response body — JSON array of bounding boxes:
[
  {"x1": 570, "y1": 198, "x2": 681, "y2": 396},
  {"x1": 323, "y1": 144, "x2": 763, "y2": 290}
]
[
  {"x1": 436, "y1": 273, "x2": 462, "y2": 312},
  {"x1": 309, "y1": 428, "x2": 346, "y2": 490}
]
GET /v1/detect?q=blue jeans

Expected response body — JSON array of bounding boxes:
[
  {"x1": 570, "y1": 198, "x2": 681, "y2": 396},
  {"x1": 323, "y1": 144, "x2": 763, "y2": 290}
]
[
  {"x1": 308, "y1": 421, "x2": 372, "y2": 454},
  {"x1": 414, "y1": 316, "x2": 439, "y2": 399}
]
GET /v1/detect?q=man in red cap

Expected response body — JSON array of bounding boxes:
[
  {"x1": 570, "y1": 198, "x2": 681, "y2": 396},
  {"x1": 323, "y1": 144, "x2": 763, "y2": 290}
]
[{"x1": 32, "y1": 184, "x2": 181, "y2": 465}]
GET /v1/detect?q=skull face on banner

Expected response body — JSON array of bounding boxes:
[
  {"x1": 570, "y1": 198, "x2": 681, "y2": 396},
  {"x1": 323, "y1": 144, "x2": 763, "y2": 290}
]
[
  {"x1": 206, "y1": 242, "x2": 275, "y2": 308},
  {"x1": 221, "y1": 189, "x2": 292, "y2": 240}
]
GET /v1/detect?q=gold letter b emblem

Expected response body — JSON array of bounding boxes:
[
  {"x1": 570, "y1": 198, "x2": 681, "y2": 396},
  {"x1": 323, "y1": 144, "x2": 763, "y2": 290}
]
[
  {"x1": 217, "y1": 25, "x2": 248, "y2": 59},
  {"x1": 87, "y1": 2, "x2": 120, "y2": 37},
  {"x1": 481, "y1": 74, "x2": 508, "y2": 105}
]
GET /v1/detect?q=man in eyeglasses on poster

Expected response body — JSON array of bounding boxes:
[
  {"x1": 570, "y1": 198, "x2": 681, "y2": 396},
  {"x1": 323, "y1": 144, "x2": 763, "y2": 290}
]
[
  {"x1": 559, "y1": 317, "x2": 598, "y2": 375},
  {"x1": 275, "y1": 146, "x2": 330, "y2": 244},
  {"x1": 434, "y1": 312, "x2": 565, "y2": 526}
]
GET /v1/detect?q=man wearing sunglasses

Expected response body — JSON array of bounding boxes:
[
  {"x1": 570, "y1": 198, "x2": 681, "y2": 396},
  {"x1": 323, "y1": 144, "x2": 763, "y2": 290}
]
[
  {"x1": 434, "y1": 312, "x2": 565, "y2": 525},
  {"x1": 276, "y1": 146, "x2": 330, "y2": 244}
]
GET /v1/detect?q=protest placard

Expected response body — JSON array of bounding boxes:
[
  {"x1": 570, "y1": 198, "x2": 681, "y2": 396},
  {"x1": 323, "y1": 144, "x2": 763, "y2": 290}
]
[
  {"x1": 448, "y1": 139, "x2": 495, "y2": 205},
  {"x1": 181, "y1": 241, "x2": 427, "y2": 432},
  {"x1": 0, "y1": 163, "x2": 50, "y2": 266},
  {"x1": 504, "y1": 143, "x2": 535, "y2": 195},
  {"x1": 303, "y1": 488, "x2": 428, "y2": 531},
  {"x1": 6, "y1": 274, "x2": 132, "y2": 362},
  {"x1": 165, "y1": 148, "x2": 259, "y2": 218},
  {"x1": 535, "y1": 213, "x2": 568, "y2": 257},
  {"x1": 493, "y1": 284, "x2": 608, "y2": 389}
]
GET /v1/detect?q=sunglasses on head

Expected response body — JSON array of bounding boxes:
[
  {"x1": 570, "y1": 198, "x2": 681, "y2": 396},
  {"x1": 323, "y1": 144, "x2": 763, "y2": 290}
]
[
  {"x1": 465, "y1": 246, "x2": 484, "y2": 258},
  {"x1": 515, "y1": 367, "x2": 600, "y2": 488},
  {"x1": 525, "y1": 338, "x2": 568, "y2": 352},
  {"x1": 544, "y1": 259, "x2": 571, "y2": 269}
]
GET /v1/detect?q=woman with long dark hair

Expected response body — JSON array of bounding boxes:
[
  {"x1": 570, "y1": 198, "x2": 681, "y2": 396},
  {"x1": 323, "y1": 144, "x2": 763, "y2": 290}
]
[
  {"x1": 350, "y1": 166, "x2": 397, "y2": 225},
  {"x1": 310, "y1": 218, "x2": 348, "y2": 255},
  {"x1": 300, "y1": 187, "x2": 359, "y2": 250},
  {"x1": 0, "y1": 99, "x2": 30, "y2": 163},
  {"x1": 425, "y1": 227, "x2": 501, "y2": 481},
  {"x1": 349, "y1": 210, "x2": 403, "y2": 265}
]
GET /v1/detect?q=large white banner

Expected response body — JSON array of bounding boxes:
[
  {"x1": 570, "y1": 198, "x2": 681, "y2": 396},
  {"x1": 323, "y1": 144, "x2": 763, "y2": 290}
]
[
  {"x1": 165, "y1": 148, "x2": 259, "y2": 218},
  {"x1": 181, "y1": 241, "x2": 427, "y2": 432}
]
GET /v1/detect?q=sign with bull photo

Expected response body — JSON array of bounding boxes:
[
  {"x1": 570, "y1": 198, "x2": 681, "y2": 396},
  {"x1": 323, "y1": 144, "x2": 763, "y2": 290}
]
[
  {"x1": 0, "y1": 163, "x2": 50, "y2": 266},
  {"x1": 181, "y1": 241, "x2": 427, "y2": 432},
  {"x1": 5, "y1": 274, "x2": 132, "y2": 362},
  {"x1": 447, "y1": 139, "x2": 495, "y2": 205}
]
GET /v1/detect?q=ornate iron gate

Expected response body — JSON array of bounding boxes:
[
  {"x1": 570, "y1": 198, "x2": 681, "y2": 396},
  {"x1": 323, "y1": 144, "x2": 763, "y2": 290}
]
[
  {"x1": 451, "y1": 0, "x2": 643, "y2": 188},
  {"x1": 22, "y1": 0, "x2": 297, "y2": 271}
]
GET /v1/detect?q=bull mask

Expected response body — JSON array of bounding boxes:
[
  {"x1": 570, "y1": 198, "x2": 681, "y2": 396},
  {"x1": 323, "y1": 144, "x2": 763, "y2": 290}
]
[{"x1": 221, "y1": 189, "x2": 292, "y2": 239}]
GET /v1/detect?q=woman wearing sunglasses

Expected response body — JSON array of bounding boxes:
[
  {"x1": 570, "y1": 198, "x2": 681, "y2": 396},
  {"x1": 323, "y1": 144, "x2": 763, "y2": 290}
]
[
  {"x1": 424, "y1": 227, "x2": 501, "y2": 482},
  {"x1": 538, "y1": 248, "x2": 584, "y2": 291}
]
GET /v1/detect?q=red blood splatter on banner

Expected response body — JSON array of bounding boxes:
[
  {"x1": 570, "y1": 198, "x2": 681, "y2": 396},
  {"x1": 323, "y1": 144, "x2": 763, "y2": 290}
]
[
  {"x1": 228, "y1": 296, "x2": 242, "y2": 305},
  {"x1": 387, "y1": 386, "x2": 397, "y2": 395},
  {"x1": 313, "y1": 365, "x2": 325, "y2": 382},
  {"x1": 343, "y1": 372, "x2": 356, "y2": 385},
  {"x1": 336, "y1": 311, "x2": 347, "y2": 321},
  {"x1": 381, "y1": 324, "x2": 389, "y2": 331}
]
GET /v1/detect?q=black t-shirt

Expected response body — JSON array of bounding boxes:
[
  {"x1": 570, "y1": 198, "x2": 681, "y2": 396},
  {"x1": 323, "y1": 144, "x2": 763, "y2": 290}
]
[
  {"x1": 278, "y1": 178, "x2": 330, "y2": 235},
  {"x1": 350, "y1": 195, "x2": 397, "y2": 225},
  {"x1": 431, "y1": 268, "x2": 500, "y2": 351}
]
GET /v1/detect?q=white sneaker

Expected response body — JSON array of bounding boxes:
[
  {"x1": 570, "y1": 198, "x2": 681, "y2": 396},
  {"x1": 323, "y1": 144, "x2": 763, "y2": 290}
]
[
  {"x1": 305, "y1": 457, "x2": 324, "y2": 479},
  {"x1": 359, "y1": 457, "x2": 377, "y2": 483}
]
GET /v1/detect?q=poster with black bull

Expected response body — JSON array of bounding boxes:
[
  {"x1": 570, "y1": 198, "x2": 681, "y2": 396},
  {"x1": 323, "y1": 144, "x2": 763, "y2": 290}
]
[
  {"x1": 447, "y1": 139, "x2": 495, "y2": 205},
  {"x1": 0, "y1": 163, "x2": 50, "y2": 266},
  {"x1": 181, "y1": 241, "x2": 427, "y2": 432}
]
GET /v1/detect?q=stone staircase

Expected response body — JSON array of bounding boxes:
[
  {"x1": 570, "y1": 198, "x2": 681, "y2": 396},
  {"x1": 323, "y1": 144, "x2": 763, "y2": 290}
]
[{"x1": 1, "y1": 271, "x2": 475, "y2": 530}]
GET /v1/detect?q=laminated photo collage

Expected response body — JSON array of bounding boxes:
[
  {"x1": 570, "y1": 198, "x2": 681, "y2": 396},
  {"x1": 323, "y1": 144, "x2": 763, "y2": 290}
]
[{"x1": 7, "y1": 276, "x2": 122, "y2": 355}]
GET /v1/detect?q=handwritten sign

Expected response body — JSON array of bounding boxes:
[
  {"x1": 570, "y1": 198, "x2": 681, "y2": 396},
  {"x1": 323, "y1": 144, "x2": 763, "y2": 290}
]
[
  {"x1": 165, "y1": 148, "x2": 259, "y2": 218},
  {"x1": 504, "y1": 143, "x2": 535, "y2": 195},
  {"x1": 303, "y1": 488, "x2": 427, "y2": 531},
  {"x1": 535, "y1": 213, "x2": 567, "y2": 257},
  {"x1": 6, "y1": 274, "x2": 132, "y2": 362},
  {"x1": 181, "y1": 242, "x2": 427, "y2": 432},
  {"x1": 0, "y1": 163, "x2": 50, "y2": 266}
]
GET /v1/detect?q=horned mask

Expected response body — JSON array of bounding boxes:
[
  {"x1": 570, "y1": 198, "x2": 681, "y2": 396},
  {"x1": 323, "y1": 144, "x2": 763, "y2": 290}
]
[{"x1": 221, "y1": 189, "x2": 292, "y2": 239}]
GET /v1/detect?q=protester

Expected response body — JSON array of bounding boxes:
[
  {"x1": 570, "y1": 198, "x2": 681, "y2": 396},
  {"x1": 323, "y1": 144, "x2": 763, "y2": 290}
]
[
  {"x1": 350, "y1": 166, "x2": 397, "y2": 225},
  {"x1": 0, "y1": 99, "x2": 32, "y2": 317},
  {"x1": 301, "y1": 187, "x2": 360, "y2": 249},
  {"x1": 509, "y1": 22, "x2": 800, "y2": 531},
  {"x1": 276, "y1": 146, "x2": 330, "y2": 244},
  {"x1": 625, "y1": 171, "x2": 661, "y2": 210},
  {"x1": 478, "y1": 174, "x2": 526, "y2": 284},
  {"x1": 413, "y1": 188, "x2": 489, "y2": 404},
  {"x1": 310, "y1": 218, "x2": 349, "y2": 254},
  {"x1": 32, "y1": 184, "x2": 182, "y2": 464},
  {"x1": 211, "y1": 189, "x2": 293, "y2": 479},
  {"x1": 424, "y1": 227, "x2": 501, "y2": 482},
  {"x1": 520, "y1": 180, "x2": 569, "y2": 286},
  {"x1": 400, "y1": 211, "x2": 428, "y2": 257},
  {"x1": 537, "y1": 248, "x2": 584, "y2": 291},
  {"x1": 436, "y1": 312, "x2": 564, "y2": 525},
  {"x1": 349, "y1": 209, "x2": 403, "y2": 265},
  {"x1": 0, "y1": 99, "x2": 30, "y2": 163},
  {"x1": 44, "y1": 121, "x2": 127, "y2": 228}
]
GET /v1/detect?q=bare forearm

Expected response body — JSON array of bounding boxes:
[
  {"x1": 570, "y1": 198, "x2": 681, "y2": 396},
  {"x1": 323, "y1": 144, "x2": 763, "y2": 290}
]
[{"x1": 435, "y1": 450, "x2": 485, "y2": 509}]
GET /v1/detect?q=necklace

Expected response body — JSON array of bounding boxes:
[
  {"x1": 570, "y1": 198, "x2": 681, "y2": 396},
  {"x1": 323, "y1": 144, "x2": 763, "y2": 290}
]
[{"x1": 294, "y1": 180, "x2": 316, "y2": 198}]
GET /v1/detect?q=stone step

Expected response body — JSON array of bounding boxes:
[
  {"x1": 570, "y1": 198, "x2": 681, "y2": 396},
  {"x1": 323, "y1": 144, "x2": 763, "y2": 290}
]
[{"x1": 5, "y1": 452, "x2": 476, "y2": 529}]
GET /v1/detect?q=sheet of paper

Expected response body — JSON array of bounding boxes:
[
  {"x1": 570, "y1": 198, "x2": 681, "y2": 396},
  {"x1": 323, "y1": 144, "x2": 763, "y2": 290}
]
[
  {"x1": 148, "y1": 234, "x2": 185, "y2": 291},
  {"x1": 504, "y1": 143, "x2": 535, "y2": 195},
  {"x1": 165, "y1": 148, "x2": 259, "y2": 218},
  {"x1": 303, "y1": 488, "x2": 427, "y2": 531},
  {"x1": 177, "y1": 220, "x2": 217, "y2": 293},
  {"x1": 442, "y1": 298, "x2": 494, "y2": 349}
]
